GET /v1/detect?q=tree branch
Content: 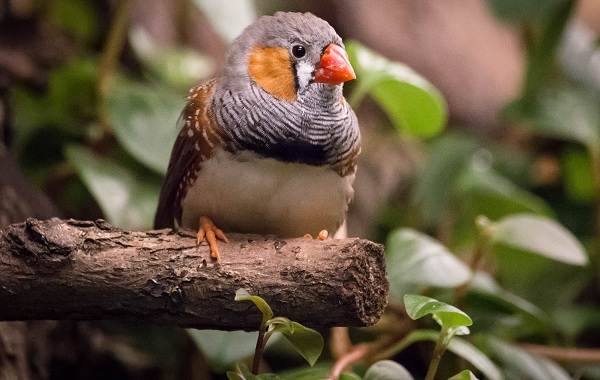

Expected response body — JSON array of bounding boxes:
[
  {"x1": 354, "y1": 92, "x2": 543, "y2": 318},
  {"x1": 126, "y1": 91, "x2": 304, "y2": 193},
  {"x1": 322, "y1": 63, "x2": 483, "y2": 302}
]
[{"x1": 0, "y1": 218, "x2": 388, "y2": 330}]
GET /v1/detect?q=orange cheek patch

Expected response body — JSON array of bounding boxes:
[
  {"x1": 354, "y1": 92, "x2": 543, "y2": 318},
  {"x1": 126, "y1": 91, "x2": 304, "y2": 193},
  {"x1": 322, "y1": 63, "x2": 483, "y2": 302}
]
[{"x1": 248, "y1": 46, "x2": 297, "y2": 102}]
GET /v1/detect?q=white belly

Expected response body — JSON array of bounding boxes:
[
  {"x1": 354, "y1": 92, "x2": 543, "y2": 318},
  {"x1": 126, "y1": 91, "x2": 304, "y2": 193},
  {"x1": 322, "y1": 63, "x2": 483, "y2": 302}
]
[{"x1": 180, "y1": 149, "x2": 354, "y2": 237}]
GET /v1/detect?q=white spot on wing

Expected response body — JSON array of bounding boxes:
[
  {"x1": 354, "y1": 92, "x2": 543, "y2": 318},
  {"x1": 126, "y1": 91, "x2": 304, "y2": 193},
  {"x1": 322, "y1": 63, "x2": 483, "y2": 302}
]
[{"x1": 202, "y1": 130, "x2": 214, "y2": 148}]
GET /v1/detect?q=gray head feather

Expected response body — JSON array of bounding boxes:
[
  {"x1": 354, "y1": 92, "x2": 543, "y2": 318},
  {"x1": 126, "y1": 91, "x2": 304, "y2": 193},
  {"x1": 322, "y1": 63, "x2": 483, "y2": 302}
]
[{"x1": 220, "y1": 12, "x2": 343, "y2": 92}]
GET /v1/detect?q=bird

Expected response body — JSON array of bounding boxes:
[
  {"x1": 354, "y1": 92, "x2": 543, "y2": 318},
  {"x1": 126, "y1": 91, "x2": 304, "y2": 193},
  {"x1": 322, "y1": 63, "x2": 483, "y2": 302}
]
[{"x1": 154, "y1": 11, "x2": 360, "y2": 262}]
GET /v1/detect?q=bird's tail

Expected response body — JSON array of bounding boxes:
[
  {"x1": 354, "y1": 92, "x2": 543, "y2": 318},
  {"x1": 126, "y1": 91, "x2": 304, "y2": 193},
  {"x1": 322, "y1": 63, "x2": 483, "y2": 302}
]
[{"x1": 153, "y1": 189, "x2": 175, "y2": 229}]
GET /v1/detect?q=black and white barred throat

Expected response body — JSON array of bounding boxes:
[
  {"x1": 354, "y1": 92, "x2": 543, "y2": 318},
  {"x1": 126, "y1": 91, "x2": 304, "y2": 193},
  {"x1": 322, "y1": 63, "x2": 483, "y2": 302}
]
[{"x1": 211, "y1": 82, "x2": 360, "y2": 171}]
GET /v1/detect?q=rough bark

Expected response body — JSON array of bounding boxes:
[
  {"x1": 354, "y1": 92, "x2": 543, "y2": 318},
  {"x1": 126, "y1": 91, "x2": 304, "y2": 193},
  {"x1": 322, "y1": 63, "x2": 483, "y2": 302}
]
[
  {"x1": 0, "y1": 148, "x2": 59, "y2": 380},
  {"x1": 0, "y1": 218, "x2": 388, "y2": 330}
]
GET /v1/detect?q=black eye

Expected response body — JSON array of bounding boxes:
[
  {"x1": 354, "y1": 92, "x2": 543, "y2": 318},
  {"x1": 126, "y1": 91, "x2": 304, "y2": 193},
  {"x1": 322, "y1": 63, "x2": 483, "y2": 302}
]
[{"x1": 291, "y1": 44, "x2": 306, "y2": 59}]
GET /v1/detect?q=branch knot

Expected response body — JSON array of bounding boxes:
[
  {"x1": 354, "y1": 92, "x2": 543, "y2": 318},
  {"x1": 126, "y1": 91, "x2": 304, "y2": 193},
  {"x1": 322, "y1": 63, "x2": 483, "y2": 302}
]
[{"x1": 4, "y1": 218, "x2": 82, "y2": 267}]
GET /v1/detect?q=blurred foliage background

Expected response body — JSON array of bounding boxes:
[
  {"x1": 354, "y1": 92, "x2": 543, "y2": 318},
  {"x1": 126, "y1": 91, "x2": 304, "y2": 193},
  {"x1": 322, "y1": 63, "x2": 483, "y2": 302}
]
[{"x1": 2, "y1": 0, "x2": 600, "y2": 379}]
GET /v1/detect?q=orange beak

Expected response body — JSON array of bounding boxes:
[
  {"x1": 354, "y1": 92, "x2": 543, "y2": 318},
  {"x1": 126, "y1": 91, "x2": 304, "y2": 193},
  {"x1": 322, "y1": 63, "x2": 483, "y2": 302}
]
[{"x1": 314, "y1": 44, "x2": 356, "y2": 85}]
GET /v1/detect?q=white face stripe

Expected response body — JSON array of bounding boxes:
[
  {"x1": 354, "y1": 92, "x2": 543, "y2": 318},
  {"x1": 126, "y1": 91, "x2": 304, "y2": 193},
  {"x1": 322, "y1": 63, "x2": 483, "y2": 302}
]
[{"x1": 295, "y1": 61, "x2": 314, "y2": 92}]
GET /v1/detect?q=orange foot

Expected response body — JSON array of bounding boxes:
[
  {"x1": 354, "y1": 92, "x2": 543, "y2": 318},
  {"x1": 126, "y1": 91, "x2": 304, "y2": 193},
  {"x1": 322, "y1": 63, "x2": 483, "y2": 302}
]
[
  {"x1": 196, "y1": 216, "x2": 228, "y2": 262},
  {"x1": 303, "y1": 230, "x2": 329, "y2": 241}
]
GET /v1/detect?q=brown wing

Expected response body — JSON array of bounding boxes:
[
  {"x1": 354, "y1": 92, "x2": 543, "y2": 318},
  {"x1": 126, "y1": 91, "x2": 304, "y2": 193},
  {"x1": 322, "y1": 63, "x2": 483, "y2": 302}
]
[{"x1": 154, "y1": 79, "x2": 226, "y2": 229}]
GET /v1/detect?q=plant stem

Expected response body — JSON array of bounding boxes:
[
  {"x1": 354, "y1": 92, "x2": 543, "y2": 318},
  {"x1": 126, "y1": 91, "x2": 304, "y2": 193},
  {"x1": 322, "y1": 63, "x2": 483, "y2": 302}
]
[
  {"x1": 97, "y1": 0, "x2": 132, "y2": 133},
  {"x1": 252, "y1": 323, "x2": 267, "y2": 374},
  {"x1": 330, "y1": 327, "x2": 353, "y2": 359},
  {"x1": 424, "y1": 331, "x2": 448, "y2": 380},
  {"x1": 454, "y1": 216, "x2": 492, "y2": 304},
  {"x1": 329, "y1": 343, "x2": 370, "y2": 380},
  {"x1": 436, "y1": 207, "x2": 457, "y2": 245},
  {"x1": 521, "y1": 0, "x2": 575, "y2": 104},
  {"x1": 590, "y1": 146, "x2": 600, "y2": 240},
  {"x1": 521, "y1": 343, "x2": 600, "y2": 363}
]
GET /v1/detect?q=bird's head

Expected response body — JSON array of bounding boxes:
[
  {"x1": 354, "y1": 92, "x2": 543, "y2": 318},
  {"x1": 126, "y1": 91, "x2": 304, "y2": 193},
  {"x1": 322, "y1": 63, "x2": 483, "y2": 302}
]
[{"x1": 221, "y1": 12, "x2": 355, "y2": 102}]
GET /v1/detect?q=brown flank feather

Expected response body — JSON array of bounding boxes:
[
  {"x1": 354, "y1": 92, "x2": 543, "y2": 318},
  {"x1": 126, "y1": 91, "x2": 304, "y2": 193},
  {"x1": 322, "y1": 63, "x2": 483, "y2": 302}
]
[
  {"x1": 248, "y1": 47, "x2": 297, "y2": 102},
  {"x1": 154, "y1": 80, "x2": 227, "y2": 229}
]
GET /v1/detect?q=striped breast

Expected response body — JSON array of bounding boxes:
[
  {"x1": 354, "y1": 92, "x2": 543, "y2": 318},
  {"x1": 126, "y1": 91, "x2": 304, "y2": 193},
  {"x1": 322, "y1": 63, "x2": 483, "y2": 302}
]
[{"x1": 212, "y1": 81, "x2": 361, "y2": 177}]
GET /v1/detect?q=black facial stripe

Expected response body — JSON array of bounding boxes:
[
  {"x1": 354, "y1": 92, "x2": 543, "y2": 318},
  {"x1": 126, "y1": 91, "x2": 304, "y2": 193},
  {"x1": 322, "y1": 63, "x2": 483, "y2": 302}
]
[{"x1": 292, "y1": 61, "x2": 299, "y2": 92}]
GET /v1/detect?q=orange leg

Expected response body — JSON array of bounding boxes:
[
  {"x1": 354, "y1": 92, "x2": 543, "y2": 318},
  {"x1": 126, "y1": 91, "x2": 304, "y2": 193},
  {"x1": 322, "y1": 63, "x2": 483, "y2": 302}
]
[
  {"x1": 196, "y1": 216, "x2": 228, "y2": 262},
  {"x1": 304, "y1": 230, "x2": 329, "y2": 240}
]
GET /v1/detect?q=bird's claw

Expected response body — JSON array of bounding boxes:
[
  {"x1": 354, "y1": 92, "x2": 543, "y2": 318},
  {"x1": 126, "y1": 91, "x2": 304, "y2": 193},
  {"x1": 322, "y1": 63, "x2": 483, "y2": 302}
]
[
  {"x1": 303, "y1": 230, "x2": 329, "y2": 240},
  {"x1": 196, "y1": 216, "x2": 228, "y2": 262}
]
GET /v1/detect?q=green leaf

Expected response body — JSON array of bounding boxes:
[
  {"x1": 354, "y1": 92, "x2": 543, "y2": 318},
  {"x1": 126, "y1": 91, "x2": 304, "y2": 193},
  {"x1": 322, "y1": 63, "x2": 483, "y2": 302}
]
[
  {"x1": 364, "y1": 360, "x2": 414, "y2": 380},
  {"x1": 386, "y1": 229, "x2": 471, "y2": 299},
  {"x1": 446, "y1": 337, "x2": 501, "y2": 380},
  {"x1": 192, "y1": 0, "x2": 256, "y2": 43},
  {"x1": 65, "y1": 145, "x2": 159, "y2": 229},
  {"x1": 277, "y1": 365, "x2": 358, "y2": 380},
  {"x1": 494, "y1": 244, "x2": 592, "y2": 309},
  {"x1": 226, "y1": 363, "x2": 282, "y2": 380},
  {"x1": 491, "y1": 214, "x2": 588, "y2": 265},
  {"x1": 47, "y1": 0, "x2": 98, "y2": 44},
  {"x1": 520, "y1": 0, "x2": 576, "y2": 102},
  {"x1": 106, "y1": 78, "x2": 182, "y2": 174},
  {"x1": 269, "y1": 320, "x2": 324, "y2": 367},
  {"x1": 12, "y1": 58, "x2": 98, "y2": 151},
  {"x1": 256, "y1": 375, "x2": 283, "y2": 380},
  {"x1": 486, "y1": 0, "x2": 568, "y2": 22},
  {"x1": 448, "y1": 370, "x2": 479, "y2": 380},
  {"x1": 552, "y1": 306, "x2": 600, "y2": 341},
  {"x1": 47, "y1": 59, "x2": 98, "y2": 128},
  {"x1": 188, "y1": 329, "x2": 263, "y2": 372},
  {"x1": 278, "y1": 365, "x2": 330, "y2": 380},
  {"x1": 414, "y1": 135, "x2": 536, "y2": 228},
  {"x1": 469, "y1": 272, "x2": 552, "y2": 329},
  {"x1": 404, "y1": 295, "x2": 473, "y2": 330},
  {"x1": 339, "y1": 373, "x2": 362, "y2": 380},
  {"x1": 129, "y1": 26, "x2": 214, "y2": 89},
  {"x1": 459, "y1": 160, "x2": 553, "y2": 219},
  {"x1": 524, "y1": 85, "x2": 600, "y2": 154},
  {"x1": 413, "y1": 134, "x2": 479, "y2": 224},
  {"x1": 235, "y1": 289, "x2": 274, "y2": 325},
  {"x1": 561, "y1": 148, "x2": 597, "y2": 202},
  {"x1": 11, "y1": 87, "x2": 47, "y2": 152},
  {"x1": 377, "y1": 330, "x2": 501, "y2": 380},
  {"x1": 486, "y1": 338, "x2": 570, "y2": 380},
  {"x1": 347, "y1": 41, "x2": 447, "y2": 138},
  {"x1": 227, "y1": 372, "x2": 245, "y2": 380}
]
